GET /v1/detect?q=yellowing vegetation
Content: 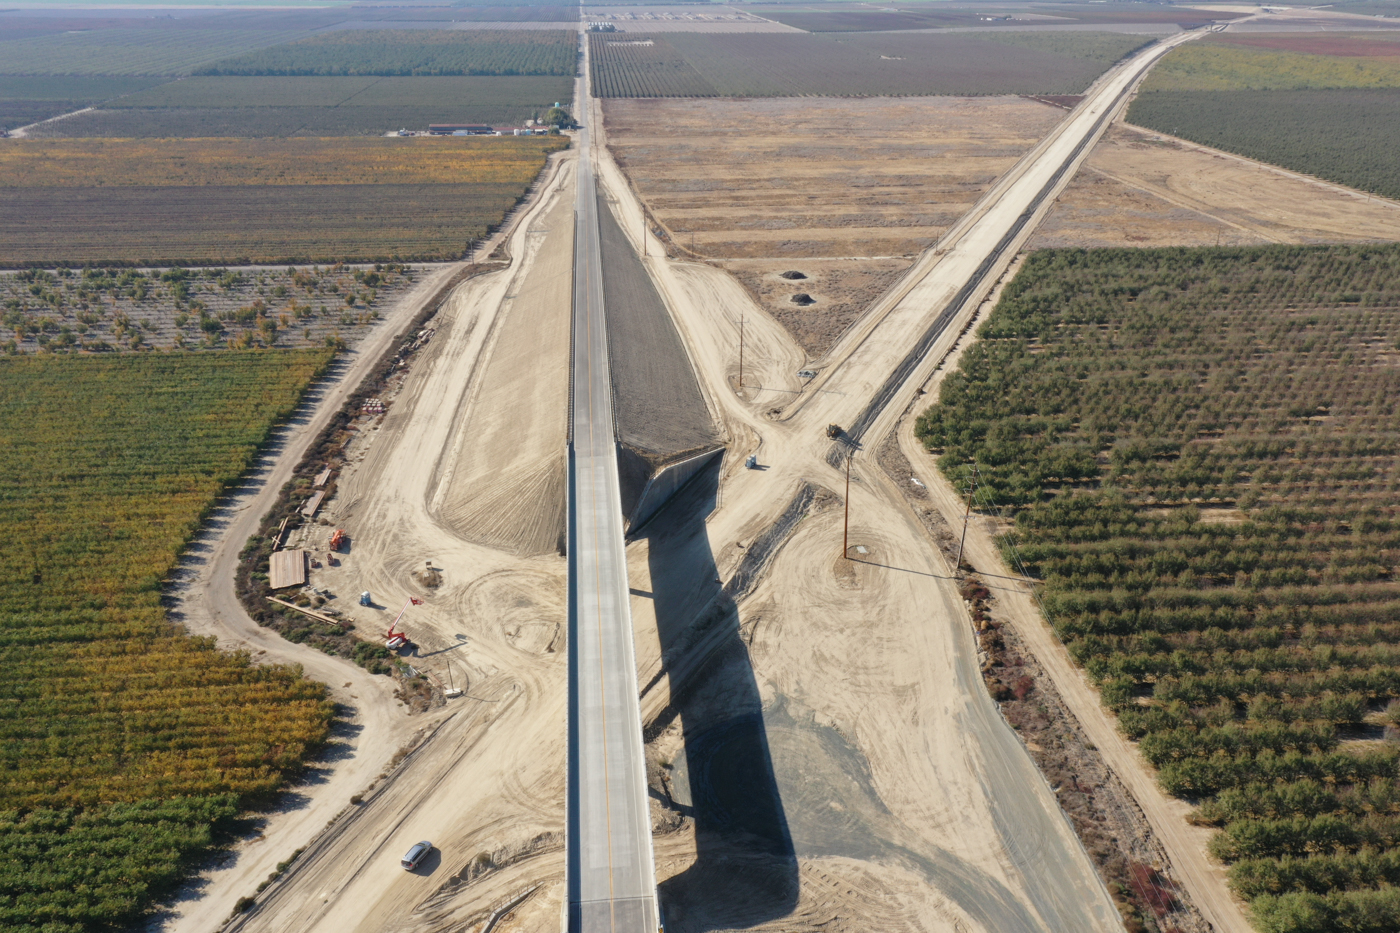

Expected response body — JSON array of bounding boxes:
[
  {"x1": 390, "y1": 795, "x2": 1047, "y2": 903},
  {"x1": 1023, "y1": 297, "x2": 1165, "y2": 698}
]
[{"x1": 0, "y1": 135, "x2": 568, "y2": 187}]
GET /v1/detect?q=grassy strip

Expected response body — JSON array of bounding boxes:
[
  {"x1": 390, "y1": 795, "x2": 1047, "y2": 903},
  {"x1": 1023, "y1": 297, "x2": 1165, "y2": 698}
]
[{"x1": 1142, "y1": 41, "x2": 1400, "y2": 92}]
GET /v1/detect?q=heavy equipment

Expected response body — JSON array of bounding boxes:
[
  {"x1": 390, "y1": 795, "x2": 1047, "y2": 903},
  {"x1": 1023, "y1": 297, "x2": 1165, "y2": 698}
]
[{"x1": 385, "y1": 596, "x2": 423, "y2": 650}]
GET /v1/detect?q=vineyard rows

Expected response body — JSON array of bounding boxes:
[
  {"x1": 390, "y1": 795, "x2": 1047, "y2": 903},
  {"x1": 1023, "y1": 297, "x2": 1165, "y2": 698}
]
[
  {"x1": 0, "y1": 135, "x2": 564, "y2": 265},
  {"x1": 0, "y1": 351, "x2": 336, "y2": 930},
  {"x1": 918, "y1": 244, "x2": 1400, "y2": 933},
  {"x1": 0, "y1": 183, "x2": 536, "y2": 267},
  {"x1": 590, "y1": 31, "x2": 1150, "y2": 99},
  {"x1": 195, "y1": 29, "x2": 578, "y2": 77}
]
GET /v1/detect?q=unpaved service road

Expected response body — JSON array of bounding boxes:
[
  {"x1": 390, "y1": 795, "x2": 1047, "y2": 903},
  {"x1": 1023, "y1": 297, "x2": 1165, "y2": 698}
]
[
  {"x1": 1031, "y1": 119, "x2": 1400, "y2": 248},
  {"x1": 582, "y1": 34, "x2": 1221, "y2": 933},
  {"x1": 223, "y1": 151, "x2": 580, "y2": 933},
  {"x1": 603, "y1": 95, "x2": 1067, "y2": 358}
]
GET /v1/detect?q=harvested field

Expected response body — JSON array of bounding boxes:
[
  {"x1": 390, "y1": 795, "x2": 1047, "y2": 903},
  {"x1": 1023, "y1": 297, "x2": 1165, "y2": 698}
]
[
  {"x1": 604, "y1": 95, "x2": 1064, "y2": 357},
  {"x1": 0, "y1": 264, "x2": 418, "y2": 354},
  {"x1": 1028, "y1": 122, "x2": 1400, "y2": 249},
  {"x1": 0, "y1": 136, "x2": 566, "y2": 265},
  {"x1": 590, "y1": 30, "x2": 1151, "y2": 97}
]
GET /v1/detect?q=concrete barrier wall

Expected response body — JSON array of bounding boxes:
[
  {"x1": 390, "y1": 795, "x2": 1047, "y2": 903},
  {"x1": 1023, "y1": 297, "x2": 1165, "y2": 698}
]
[{"x1": 625, "y1": 447, "x2": 724, "y2": 533}]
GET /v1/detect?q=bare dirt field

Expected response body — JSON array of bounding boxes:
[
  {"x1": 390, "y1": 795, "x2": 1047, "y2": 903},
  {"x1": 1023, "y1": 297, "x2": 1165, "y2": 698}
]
[
  {"x1": 432, "y1": 167, "x2": 574, "y2": 557},
  {"x1": 1029, "y1": 119, "x2": 1400, "y2": 248},
  {"x1": 588, "y1": 75, "x2": 1135, "y2": 930},
  {"x1": 603, "y1": 95, "x2": 1066, "y2": 359}
]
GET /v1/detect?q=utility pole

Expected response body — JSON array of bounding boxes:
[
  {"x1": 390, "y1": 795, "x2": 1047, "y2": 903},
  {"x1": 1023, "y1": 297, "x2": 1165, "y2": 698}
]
[
  {"x1": 955, "y1": 461, "x2": 976, "y2": 573},
  {"x1": 843, "y1": 450, "x2": 852, "y2": 559}
]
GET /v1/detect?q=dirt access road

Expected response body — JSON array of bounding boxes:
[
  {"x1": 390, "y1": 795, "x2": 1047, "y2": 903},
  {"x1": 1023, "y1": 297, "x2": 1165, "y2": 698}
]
[
  {"x1": 1030, "y1": 119, "x2": 1400, "y2": 248},
  {"x1": 583, "y1": 30, "x2": 1216, "y2": 933},
  {"x1": 221, "y1": 142, "x2": 580, "y2": 933},
  {"x1": 611, "y1": 27, "x2": 1259, "y2": 933},
  {"x1": 161, "y1": 147, "x2": 575, "y2": 933}
]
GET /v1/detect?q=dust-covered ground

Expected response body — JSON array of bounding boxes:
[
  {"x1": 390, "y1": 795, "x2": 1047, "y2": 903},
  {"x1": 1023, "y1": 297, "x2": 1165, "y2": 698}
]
[
  {"x1": 432, "y1": 169, "x2": 574, "y2": 557},
  {"x1": 1029, "y1": 120, "x2": 1400, "y2": 248},
  {"x1": 603, "y1": 95, "x2": 1066, "y2": 359}
]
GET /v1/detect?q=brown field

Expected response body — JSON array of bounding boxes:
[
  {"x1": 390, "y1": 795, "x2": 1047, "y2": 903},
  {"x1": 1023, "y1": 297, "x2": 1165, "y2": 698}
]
[
  {"x1": 0, "y1": 136, "x2": 567, "y2": 265},
  {"x1": 603, "y1": 95, "x2": 1065, "y2": 358},
  {"x1": 0, "y1": 136, "x2": 565, "y2": 187},
  {"x1": 1028, "y1": 121, "x2": 1400, "y2": 249},
  {"x1": 0, "y1": 184, "x2": 532, "y2": 266}
]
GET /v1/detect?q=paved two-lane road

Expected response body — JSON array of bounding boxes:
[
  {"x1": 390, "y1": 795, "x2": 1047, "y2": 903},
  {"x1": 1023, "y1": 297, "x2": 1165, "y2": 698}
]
[{"x1": 565, "y1": 42, "x2": 660, "y2": 933}]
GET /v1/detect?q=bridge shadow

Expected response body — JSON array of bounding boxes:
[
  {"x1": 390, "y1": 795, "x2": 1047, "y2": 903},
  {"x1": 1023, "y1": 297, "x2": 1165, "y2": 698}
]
[{"x1": 636, "y1": 462, "x2": 798, "y2": 932}]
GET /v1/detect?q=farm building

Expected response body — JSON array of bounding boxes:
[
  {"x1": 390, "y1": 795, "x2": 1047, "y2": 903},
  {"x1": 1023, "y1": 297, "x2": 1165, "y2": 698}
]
[{"x1": 428, "y1": 124, "x2": 494, "y2": 136}]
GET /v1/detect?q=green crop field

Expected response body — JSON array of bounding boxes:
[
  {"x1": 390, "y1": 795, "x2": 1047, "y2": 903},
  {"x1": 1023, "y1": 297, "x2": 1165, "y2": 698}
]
[
  {"x1": 0, "y1": 350, "x2": 334, "y2": 932},
  {"x1": 590, "y1": 30, "x2": 1150, "y2": 98},
  {"x1": 1129, "y1": 40, "x2": 1400, "y2": 202},
  {"x1": 0, "y1": 28, "x2": 314, "y2": 76},
  {"x1": 195, "y1": 28, "x2": 578, "y2": 77},
  {"x1": 918, "y1": 244, "x2": 1400, "y2": 933},
  {"x1": 1141, "y1": 41, "x2": 1400, "y2": 92}
]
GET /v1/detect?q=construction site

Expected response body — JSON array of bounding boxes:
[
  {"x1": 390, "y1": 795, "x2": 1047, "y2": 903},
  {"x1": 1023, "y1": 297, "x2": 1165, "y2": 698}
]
[{"x1": 150, "y1": 10, "x2": 1400, "y2": 933}]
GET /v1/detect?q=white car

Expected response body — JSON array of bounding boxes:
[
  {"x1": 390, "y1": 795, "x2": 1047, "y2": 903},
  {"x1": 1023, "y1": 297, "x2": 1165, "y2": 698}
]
[{"x1": 400, "y1": 841, "x2": 433, "y2": 871}]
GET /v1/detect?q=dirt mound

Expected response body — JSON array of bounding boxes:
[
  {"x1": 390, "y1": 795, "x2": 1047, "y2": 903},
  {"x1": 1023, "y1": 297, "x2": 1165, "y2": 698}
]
[
  {"x1": 789, "y1": 293, "x2": 814, "y2": 306},
  {"x1": 779, "y1": 270, "x2": 807, "y2": 280}
]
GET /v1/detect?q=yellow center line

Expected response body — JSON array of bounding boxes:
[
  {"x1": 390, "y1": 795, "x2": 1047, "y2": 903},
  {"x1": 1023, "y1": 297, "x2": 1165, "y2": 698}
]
[{"x1": 580, "y1": 167, "x2": 619, "y2": 929}]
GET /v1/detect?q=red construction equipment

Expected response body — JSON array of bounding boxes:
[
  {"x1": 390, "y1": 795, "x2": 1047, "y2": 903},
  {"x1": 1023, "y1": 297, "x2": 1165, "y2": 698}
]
[
  {"x1": 329, "y1": 528, "x2": 347, "y2": 550},
  {"x1": 385, "y1": 597, "x2": 423, "y2": 650}
]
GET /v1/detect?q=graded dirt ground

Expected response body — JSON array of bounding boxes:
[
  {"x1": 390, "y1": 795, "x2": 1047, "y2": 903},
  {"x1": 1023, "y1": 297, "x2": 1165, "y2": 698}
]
[
  {"x1": 603, "y1": 95, "x2": 1066, "y2": 359},
  {"x1": 192, "y1": 151, "x2": 582, "y2": 933},
  {"x1": 1028, "y1": 119, "x2": 1400, "y2": 249},
  {"x1": 432, "y1": 168, "x2": 574, "y2": 557}
]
